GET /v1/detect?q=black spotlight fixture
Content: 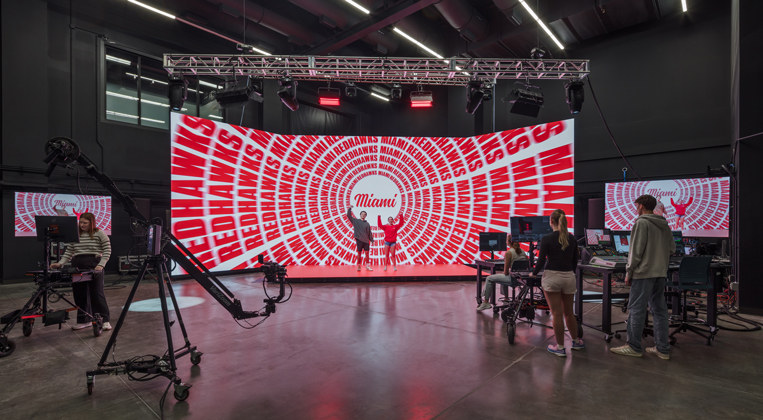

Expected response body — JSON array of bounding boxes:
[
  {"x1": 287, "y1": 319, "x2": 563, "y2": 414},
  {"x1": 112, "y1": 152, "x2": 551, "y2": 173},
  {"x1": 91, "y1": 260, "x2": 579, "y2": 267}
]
[
  {"x1": 278, "y1": 76, "x2": 299, "y2": 111},
  {"x1": 345, "y1": 82, "x2": 357, "y2": 98},
  {"x1": 565, "y1": 80, "x2": 585, "y2": 114},
  {"x1": 213, "y1": 76, "x2": 264, "y2": 109},
  {"x1": 481, "y1": 82, "x2": 494, "y2": 101},
  {"x1": 390, "y1": 83, "x2": 402, "y2": 99},
  {"x1": 167, "y1": 75, "x2": 188, "y2": 111},
  {"x1": 503, "y1": 82, "x2": 544, "y2": 118},
  {"x1": 465, "y1": 80, "x2": 485, "y2": 114}
]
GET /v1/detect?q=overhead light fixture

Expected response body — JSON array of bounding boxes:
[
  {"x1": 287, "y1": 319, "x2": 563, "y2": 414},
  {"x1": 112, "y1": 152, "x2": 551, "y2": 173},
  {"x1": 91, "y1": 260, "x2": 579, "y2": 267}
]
[
  {"x1": 503, "y1": 82, "x2": 544, "y2": 118},
  {"x1": 681, "y1": 0, "x2": 687, "y2": 12},
  {"x1": 371, "y1": 92, "x2": 390, "y2": 102},
  {"x1": 481, "y1": 82, "x2": 494, "y2": 101},
  {"x1": 214, "y1": 76, "x2": 264, "y2": 108},
  {"x1": 167, "y1": 75, "x2": 188, "y2": 111},
  {"x1": 390, "y1": 84, "x2": 402, "y2": 99},
  {"x1": 345, "y1": 83, "x2": 357, "y2": 98},
  {"x1": 318, "y1": 87, "x2": 341, "y2": 106},
  {"x1": 236, "y1": 43, "x2": 271, "y2": 56},
  {"x1": 410, "y1": 90, "x2": 433, "y2": 108},
  {"x1": 128, "y1": 0, "x2": 175, "y2": 19},
  {"x1": 565, "y1": 80, "x2": 585, "y2": 114},
  {"x1": 199, "y1": 80, "x2": 220, "y2": 88},
  {"x1": 278, "y1": 76, "x2": 299, "y2": 111},
  {"x1": 344, "y1": 0, "x2": 370, "y2": 14},
  {"x1": 393, "y1": 28, "x2": 444, "y2": 59},
  {"x1": 106, "y1": 55, "x2": 131, "y2": 65},
  {"x1": 518, "y1": 0, "x2": 564, "y2": 50},
  {"x1": 465, "y1": 80, "x2": 485, "y2": 114}
]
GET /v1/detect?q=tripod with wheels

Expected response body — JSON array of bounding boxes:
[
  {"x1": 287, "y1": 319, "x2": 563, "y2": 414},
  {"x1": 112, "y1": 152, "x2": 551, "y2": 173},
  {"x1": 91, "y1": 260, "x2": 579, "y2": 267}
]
[{"x1": 86, "y1": 252, "x2": 198, "y2": 399}]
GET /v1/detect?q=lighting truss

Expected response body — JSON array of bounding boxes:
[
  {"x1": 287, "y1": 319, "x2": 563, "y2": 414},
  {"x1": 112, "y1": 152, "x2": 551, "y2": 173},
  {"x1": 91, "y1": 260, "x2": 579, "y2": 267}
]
[{"x1": 163, "y1": 55, "x2": 590, "y2": 86}]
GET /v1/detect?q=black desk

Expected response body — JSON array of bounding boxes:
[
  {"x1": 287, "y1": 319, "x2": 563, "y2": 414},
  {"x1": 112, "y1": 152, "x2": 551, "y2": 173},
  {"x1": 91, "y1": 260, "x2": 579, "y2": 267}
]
[{"x1": 575, "y1": 262, "x2": 730, "y2": 342}]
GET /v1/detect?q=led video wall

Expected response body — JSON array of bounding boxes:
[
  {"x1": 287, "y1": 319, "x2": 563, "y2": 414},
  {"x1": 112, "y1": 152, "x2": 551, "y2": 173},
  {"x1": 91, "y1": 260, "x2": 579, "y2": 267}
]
[
  {"x1": 605, "y1": 177, "x2": 729, "y2": 237},
  {"x1": 170, "y1": 113, "x2": 575, "y2": 269},
  {"x1": 15, "y1": 192, "x2": 112, "y2": 236}
]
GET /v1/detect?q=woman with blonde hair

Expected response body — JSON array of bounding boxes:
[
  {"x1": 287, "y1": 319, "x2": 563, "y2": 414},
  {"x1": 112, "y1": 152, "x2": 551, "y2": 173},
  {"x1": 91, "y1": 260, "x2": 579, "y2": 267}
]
[
  {"x1": 530, "y1": 209, "x2": 582, "y2": 356},
  {"x1": 50, "y1": 213, "x2": 112, "y2": 331}
]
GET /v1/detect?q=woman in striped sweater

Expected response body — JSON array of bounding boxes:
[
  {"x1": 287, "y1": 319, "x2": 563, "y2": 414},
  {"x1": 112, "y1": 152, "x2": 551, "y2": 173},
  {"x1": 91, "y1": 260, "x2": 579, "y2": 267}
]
[{"x1": 50, "y1": 213, "x2": 112, "y2": 331}]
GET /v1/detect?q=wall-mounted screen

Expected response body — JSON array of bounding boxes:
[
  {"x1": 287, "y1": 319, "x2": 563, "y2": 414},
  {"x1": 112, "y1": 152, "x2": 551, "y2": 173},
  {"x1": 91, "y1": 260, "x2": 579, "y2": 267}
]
[
  {"x1": 15, "y1": 192, "x2": 112, "y2": 237},
  {"x1": 605, "y1": 177, "x2": 729, "y2": 238},
  {"x1": 170, "y1": 113, "x2": 575, "y2": 270}
]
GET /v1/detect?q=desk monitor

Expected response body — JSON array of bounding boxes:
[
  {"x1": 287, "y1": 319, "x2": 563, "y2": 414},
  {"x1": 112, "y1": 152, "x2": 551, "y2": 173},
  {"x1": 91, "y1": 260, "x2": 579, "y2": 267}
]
[
  {"x1": 479, "y1": 231, "x2": 508, "y2": 252},
  {"x1": 35, "y1": 216, "x2": 79, "y2": 243},
  {"x1": 585, "y1": 228, "x2": 613, "y2": 247},
  {"x1": 510, "y1": 216, "x2": 553, "y2": 242},
  {"x1": 613, "y1": 232, "x2": 631, "y2": 254},
  {"x1": 672, "y1": 231, "x2": 685, "y2": 256}
]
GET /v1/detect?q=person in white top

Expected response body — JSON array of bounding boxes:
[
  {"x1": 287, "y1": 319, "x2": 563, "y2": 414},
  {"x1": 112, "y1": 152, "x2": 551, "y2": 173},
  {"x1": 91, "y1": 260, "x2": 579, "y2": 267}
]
[
  {"x1": 50, "y1": 213, "x2": 112, "y2": 331},
  {"x1": 653, "y1": 196, "x2": 666, "y2": 217},
  {"x1": 477, "y1": 236, "x2": 528, "y2": 311}
]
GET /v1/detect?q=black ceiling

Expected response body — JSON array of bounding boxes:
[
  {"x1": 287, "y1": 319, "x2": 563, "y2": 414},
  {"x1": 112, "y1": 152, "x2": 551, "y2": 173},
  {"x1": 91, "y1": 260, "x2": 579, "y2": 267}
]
[{"x1": 146, "y1": 0, "x2": 683, "y2": 59}]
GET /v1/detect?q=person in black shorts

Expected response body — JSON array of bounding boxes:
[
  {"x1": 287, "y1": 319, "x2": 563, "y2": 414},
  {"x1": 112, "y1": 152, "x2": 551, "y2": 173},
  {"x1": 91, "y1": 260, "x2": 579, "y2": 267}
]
[{"x1": 347, "y1": 206, "x2": 373, "y2": 271}]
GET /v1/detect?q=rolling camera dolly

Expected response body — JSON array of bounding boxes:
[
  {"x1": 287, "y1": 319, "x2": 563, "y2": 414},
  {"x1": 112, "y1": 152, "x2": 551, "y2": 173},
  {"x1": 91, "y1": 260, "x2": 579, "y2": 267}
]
[
  {"x1": 43, "y1": 137, "x2": 290, "y2": 405},
  {"x1": 0, "y1": 270, "x2": 103, "y2": 358}
]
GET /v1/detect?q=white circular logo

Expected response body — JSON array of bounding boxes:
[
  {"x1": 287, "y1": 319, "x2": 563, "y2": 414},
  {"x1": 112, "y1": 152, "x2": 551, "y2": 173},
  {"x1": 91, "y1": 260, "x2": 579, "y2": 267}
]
[{"x1": 349, "y1": 174, "x2": 402, "y2": 224}]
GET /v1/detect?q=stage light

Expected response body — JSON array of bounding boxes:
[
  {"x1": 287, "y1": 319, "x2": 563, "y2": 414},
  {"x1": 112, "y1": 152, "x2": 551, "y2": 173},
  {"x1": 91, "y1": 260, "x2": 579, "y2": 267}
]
[
  {"x1": 128, "y1": 0, "x2": 175, "y2": 19},
  {"x1": 465, "y1": 81, "x2": 485, "y2": 114},
  {"x1": 213, "y1": 77, "x2": 264, "y2": 109},
  {"x1": 167, "y1": 75, "x2": 188, "y2": 111},
  {"x1": 682, "y1": 0, "x2": 687, "y2": 12},
  {"x1": 278, "y1": 77, "x2": 299, "y2": 111},
  {"x1": 518, "y1": 0, "x2": 564, "y2": 50},
  {"x1": 502, "y1": 82, "x2": 544, "y2": 118},
  {"x1": 344, "y1": 0, "x2": 370, "y2": 14},
  {"x1": 345, "y1": 83, "x2": 357, "y2": 98},
  {"x1": 482, "y1": 82, "x2": 494, "y2": 101},
  {"x1": 565, "y1": 80, "x2": 585, "y2": 114},
  {"x1": 411, "y1": 90, "x2": 433, "y2": 108},
  {"x1": 318, "y1": 87, "x2": 341, "y2": 106},
  {"x1": 391, "y1": 84, "x2": 402, "y2": 99}
]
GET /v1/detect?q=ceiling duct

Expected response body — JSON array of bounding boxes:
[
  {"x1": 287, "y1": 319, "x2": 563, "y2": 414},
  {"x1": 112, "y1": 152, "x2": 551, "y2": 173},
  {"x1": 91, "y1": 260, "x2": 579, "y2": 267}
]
[{"x1": 434, "y1": 0, "x2": 490, "y2": 42}]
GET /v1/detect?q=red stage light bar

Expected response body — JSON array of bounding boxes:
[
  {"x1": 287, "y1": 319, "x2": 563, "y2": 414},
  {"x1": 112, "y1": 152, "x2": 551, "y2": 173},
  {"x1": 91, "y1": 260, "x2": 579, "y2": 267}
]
[
  {"x1": 318, "y1": 87, "x2": 341, "y2": 106},
  {"x1": 410, "y1": 91, "x2": 433, "y2": 108}
]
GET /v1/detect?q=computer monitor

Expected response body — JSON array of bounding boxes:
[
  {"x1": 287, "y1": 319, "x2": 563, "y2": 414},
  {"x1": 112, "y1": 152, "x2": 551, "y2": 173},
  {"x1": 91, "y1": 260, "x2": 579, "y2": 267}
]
[
  {"x1": 672, "y1": 231, "x2": 685, "y2": 256},
  {"x1": 510, "y1": 216, "x2": 553, "y2": 242},
  {"x1": 479, "y1": 232, "x2": 508, "y2": 253},
  {"x1": 585, "y1": 228, "x2": 614, "y2": 247},
  {"x1": 35, "y1": 216, "x2": 79, "y2": 243},
  {"x1": 613, "y1": 232, "x2": 631, "y2": 254}
]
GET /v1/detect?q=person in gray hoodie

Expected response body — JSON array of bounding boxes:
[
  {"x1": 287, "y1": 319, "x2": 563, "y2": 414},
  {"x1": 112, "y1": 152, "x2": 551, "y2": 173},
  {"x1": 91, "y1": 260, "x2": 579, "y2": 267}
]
[
  {"x1": 347, "y1": 206, "x2": 373, "y2": 271},
  {"x1": 611, "y1": 194, "x2": 676, "y2": 360}
]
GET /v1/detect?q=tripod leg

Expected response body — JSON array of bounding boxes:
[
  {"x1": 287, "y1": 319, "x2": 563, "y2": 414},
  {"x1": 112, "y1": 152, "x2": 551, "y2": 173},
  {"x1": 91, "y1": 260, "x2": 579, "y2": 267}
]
[
  {"x1": 156, "y1": 260, "x2": 178, "y2": 374},
  {"x1": 162, "y1": 260, "x2": 191, "y2": 347},
  {"x1": 97, "y1": 261, "x2": 147, "y2": 366}
]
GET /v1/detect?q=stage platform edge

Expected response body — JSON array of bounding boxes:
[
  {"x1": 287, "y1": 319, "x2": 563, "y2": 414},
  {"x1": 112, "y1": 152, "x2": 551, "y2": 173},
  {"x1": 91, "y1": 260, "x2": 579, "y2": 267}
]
[{"x1": 283, "y1": 264, "x2": 475, "y2": 283}]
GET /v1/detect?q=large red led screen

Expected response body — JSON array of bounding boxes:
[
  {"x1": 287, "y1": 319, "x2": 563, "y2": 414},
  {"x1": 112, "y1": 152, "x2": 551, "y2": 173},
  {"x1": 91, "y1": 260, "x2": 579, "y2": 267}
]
[
  {"x1": 171, "y1": 113, "x2": 574, "y2": 270},
  {"x1": 605, "y1": 178, "x2": 729, "y2": 237},
  {"x1": 15, "y1": 192, "x2": 112, "y2": 237}
]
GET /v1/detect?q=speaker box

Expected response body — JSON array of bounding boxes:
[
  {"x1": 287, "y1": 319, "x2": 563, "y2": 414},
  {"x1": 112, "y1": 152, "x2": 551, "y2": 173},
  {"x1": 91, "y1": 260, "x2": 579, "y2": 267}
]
[{"x1": 588, "y1": 198, "x2": 605, "y2": 229}]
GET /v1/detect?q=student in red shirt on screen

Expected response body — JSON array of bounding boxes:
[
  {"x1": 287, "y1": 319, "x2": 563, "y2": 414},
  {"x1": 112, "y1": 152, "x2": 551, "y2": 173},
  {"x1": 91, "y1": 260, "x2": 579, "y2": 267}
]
[
  {"x1": 378, "y1": 214, "x2": 404, "y2": 271},
  {"x1": 670, "y1": 197, "x2": 693, "y2": 230}
]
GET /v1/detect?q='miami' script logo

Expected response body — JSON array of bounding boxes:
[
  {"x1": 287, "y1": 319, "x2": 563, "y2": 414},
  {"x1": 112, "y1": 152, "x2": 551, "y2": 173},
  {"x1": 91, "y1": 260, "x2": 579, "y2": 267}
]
[{"x1": 349, "y1": 175, "x2": 402, "y2": 223}]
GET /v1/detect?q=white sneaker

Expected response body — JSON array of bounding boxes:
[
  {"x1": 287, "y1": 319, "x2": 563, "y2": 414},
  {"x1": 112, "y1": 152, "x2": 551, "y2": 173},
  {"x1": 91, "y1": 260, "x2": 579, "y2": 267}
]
[
  {"x1": 383, "y1": 265, "x2": 387, "y2": 271},
  {"x1": 357, "y1": 266, "x2": 361, "y2": 271},
  {"x1": 477, "y1": 302, "x2": 492, "y2": 311},
  {"x1": 366, "y1": 265, "x2": 373, "y2": 271},
  {"x1": 393, "y1": 266, "x2": 397, "y2": 271},
  {"x1": 71, "y1": 323, "x2": 90, "y2": 330},
  {"x1": 102, "y1": 322, "x2": 112, "y2": 331}
]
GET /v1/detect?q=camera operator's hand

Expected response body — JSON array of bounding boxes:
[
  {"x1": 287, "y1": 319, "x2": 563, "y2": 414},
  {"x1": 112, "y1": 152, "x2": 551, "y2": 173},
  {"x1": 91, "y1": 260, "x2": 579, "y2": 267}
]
[
  {"x1": 50, "y1": 263, "x2": 61, "y2": 270},
  {"x1": 95, "y1": 265, "x2": 104, "y2": 272}
]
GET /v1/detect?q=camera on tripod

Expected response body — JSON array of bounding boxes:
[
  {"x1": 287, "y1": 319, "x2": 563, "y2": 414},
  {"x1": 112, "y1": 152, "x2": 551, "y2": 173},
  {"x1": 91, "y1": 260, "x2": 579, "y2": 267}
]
[{"x1": 147, "y1": 224, "x2": 163, "y2": 256}]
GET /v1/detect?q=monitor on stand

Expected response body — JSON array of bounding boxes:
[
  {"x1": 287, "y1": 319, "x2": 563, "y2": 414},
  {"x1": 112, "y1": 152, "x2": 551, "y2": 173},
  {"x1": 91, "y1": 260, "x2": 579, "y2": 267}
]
[
  {"x1": 585, "y1": 228, "x2": 614, "y2": 248},
  {"x1": 672, "y1": 231, "x2": 685, "y2": 256},
  {"x1": 510, "y1": 216, "x2": 553, "y2": 242},
  {"x1": 479, "y1": 232, "x2": 507, "y2": 261}
]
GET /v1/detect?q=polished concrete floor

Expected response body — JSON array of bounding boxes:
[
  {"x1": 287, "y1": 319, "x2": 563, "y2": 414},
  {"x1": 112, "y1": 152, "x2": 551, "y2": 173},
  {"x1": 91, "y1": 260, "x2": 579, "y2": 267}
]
[{"x1": 1, "y1": 273, "x2": 762, "y2": 420}]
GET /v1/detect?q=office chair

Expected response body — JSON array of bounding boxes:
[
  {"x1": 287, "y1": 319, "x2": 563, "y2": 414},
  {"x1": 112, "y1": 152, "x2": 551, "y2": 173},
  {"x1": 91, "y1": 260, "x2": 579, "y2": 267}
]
[{"x1": 669, "y1": 256, "x2": 717, "y2": 346}]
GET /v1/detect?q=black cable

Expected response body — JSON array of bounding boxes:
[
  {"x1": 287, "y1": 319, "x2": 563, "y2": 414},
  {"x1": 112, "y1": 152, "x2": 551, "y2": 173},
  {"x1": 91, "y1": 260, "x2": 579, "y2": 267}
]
[
  {"x1": 158, "y1": 379, "x2": 173, "y2": 420},
  {"x1": 586, "y1": 76, "x2": 643, "y2": 180}
]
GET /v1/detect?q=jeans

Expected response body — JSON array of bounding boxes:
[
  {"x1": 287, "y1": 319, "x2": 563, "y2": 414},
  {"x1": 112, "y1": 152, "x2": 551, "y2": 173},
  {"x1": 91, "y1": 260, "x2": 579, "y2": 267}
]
[
  {"x1": 627, "y1": 277, "x2": 670, "y2": 354},
  {"x1": 483, "y1": 274, "x2": 510, "y2": 301}
]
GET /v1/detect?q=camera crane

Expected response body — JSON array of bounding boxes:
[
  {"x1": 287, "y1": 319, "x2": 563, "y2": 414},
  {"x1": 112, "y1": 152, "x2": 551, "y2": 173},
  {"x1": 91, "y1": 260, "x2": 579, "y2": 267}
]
[{"x1": 42, "y1": 137, "x2": 289, "y2": 402}]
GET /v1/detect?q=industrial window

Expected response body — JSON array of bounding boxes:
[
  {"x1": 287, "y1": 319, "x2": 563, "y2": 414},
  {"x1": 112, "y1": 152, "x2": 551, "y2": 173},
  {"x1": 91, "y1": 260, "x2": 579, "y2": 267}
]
[{"x1": 105, "y1": 46, "x2": 223, "y2": 129}]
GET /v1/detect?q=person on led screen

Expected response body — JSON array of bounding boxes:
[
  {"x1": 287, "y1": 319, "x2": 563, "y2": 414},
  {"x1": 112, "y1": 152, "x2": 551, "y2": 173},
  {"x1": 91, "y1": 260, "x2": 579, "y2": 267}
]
[
  {"x1": 50, "y1": 212, "x2": 112, "y2": 331},
  {"x1": 477, "y1": 237, "x2": 528, "y2": 311},
  {"x1": 611, "y1": 194, "x2": 675, "y2": 359},
  {"x1": 347, "y1": 206, "x2": 373, "y2": 271},
  {"x1": 670, "y1": 197, "x2": 693, "y2": 230},
  {"x1": 529, "y1": 209, "x2": 583, "y2": 356},
  {"x1": 654, "y1": 196, "x2": 666, "y2": 217},
  {"x1": 378, "y1": 214, "x2": 405, "y2": 271}
]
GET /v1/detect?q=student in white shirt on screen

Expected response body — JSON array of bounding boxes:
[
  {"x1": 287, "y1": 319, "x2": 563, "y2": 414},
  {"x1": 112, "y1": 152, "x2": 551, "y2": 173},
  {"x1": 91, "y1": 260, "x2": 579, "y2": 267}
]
[
  {"x1": 477, "y1": 237, "x2": 528, "y2": 311},
  {"x1": 50, "y1": 213, "x2": 112, "y2": 331}
]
